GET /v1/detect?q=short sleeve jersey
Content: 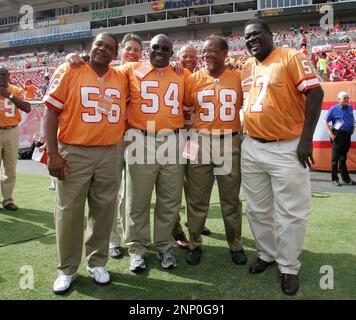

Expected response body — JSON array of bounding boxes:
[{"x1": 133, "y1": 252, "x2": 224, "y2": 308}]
[
  {"x1": 241, "y1": 47, "x2": 320, "y2": 140},
  {"x1": 121, "y1": 62, "x2": 185, "y2": 132},
  {"x1": 25, "y1": 84, "x2": 36, "y2": 99},
  {"x1": 43, "y1": 63, "x2": 128, "y2": 146},
  {"x1": 184, "y1": 68, "x2": 243, "y2": 134},
  {"x1": 0, "y1": 84, "x2": 24, "y2": 127}
]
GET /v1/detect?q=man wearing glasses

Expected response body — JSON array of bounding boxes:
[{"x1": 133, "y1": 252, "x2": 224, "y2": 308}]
[
  {"x1": 324, "y1": 91, "x2": 356, "y2": 186},
  {"x1": 121, "y1": 34, "x2": 186, "y2": 272},
  {"x1": 184, "y1": 35, "x2": 247, "y2": 266}
]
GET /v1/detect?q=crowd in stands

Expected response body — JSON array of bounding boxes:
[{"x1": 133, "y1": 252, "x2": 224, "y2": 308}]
[{"x1": 1, "y1": 22, "x2": 355, "y2": 98}]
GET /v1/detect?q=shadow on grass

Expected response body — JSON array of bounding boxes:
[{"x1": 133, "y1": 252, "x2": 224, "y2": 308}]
[
  {"x1": 0, "y1": 208, "x2": 54, "y2": 246},
  {"x1": 1, "y1": 234, "x2": 355, "y2": 299},
  {"x1": 67, "y1": 245, "x2": 356, "y2": 300},
  {"x1": 42, "y1": 243, "x2": 354, "y2": 300}
]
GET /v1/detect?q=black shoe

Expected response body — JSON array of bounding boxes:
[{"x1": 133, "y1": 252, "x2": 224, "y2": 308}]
[
  {"x1": 281, "y1": 273, "x2": 299, "y2": 295},
  {"x1": 343, "y1": 179, "x2": 356, "y2": 186},
  {"x1": 249, "y1": 257, "x2": 274, "y2": 273},
  {"x1": 186, "y1": 247, "x2": 202, "y2": 265},
  {"x1": 333, "y1": 180, "x2": 341, "y2": 186},
  {"x1": 174, "y1": 232, "x2": 188, "y2": 242},
  {"x1": 201, "y1": 226, "x2": 212, "y2": 236},
  {"x1": 230, "y1": 249, "x2": 247, "y2": 265}
]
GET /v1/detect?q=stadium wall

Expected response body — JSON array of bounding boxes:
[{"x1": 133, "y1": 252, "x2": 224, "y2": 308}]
[{"x1": 312, "y1": 81, "x2": 356, "y2": 171}]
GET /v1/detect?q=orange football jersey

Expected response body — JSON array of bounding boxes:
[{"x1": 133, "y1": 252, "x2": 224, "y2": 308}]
[
  {"x1": 241, "y1": 47, "x2": 320, "y2": 140},
  {"x1": 184, "y1": 68, "x2": 243, "y2": 134},
  {"x1": 183, "y1": 68, "x2": 192, "y2": 77},
  {"x1": 43, "y1": 63, "x2": 128, "y2": 146},
  {"x1": 25, "y1": 84, "x2": 36, "y2": 99},
  {"x1": 240, "y1": 59, "x2": 254, "y2": 115},
  {"x1": 120, "y1": 62, "x2": 185, "y2": 132},
  {"x1": 0, "y1": 84, "x2": 24, "y2": 127}
]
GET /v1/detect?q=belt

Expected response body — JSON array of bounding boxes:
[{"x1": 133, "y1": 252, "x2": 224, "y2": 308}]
[
  {"x1": 218, "y1": 131, "x2": 241, "y2": 139},
  {"x1": 0, "y1": 125, "x2": 17, "y2": 130},
  {"x1": 197, "y1": 131, "x2": 241, "y2": 139},
  {"x1": 140, "y1": 129, "x2": 180, "y2": 137},
  {"x1": 251, "y1": 136, "x2": 279, "y2": 143}
]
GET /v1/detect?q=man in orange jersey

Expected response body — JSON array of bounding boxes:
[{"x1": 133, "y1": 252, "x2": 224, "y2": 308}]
[
  {"x1": 121, "y1": 34, "x2": 185, "y2": 272},
  {"x1": 43, "y1": 33, "x2": 128, "y2": 294},
  {"x1": 183, "y1": 35, "x2": 247, "y2": 266},
  {"x1": 241, "y1": 19, "x2": 324, "y2": 295},
  {"x1": 172, "y1": 44, "x2": 212, "y2": 249},
  {"x1": 177, "y1": 45, "x2": 199, "y2": 74},
  {"x1": 0, "y1": 66, "x2": 31, "y2": 211}
]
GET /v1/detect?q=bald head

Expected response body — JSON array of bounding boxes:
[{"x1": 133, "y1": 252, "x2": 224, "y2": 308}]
[
  {"x1": 150, "y1": 34, "x2": 172, "y2": 47},
  {"x1": 149, "y1": 34, "x2": 173, "y2": 68},
  {"x1": 177, "y1": 45, "x2": 198, "y2": 73}
]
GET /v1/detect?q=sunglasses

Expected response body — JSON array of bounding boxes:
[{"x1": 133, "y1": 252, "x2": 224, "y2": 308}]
[{"x1": 151, "y1": 44, "x2": 171, "y2": 52}]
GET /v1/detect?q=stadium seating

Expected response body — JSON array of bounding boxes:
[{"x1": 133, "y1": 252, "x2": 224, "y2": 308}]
[{"x1": 2, "y1": 23, "x2": 355, "y2": 93}]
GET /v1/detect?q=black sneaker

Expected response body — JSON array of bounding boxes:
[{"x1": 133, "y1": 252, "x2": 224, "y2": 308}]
[
  {"x1": 344, "y1": 179, "x2": 356, "y2": 186},
  {"x1": 186, "y1": 247, "x2": 202, "y2": 265},
  {"x1": 201, "y1": 226, "x2": 212, "y2": 236},
  {"x1": 333, "y1": 180, "x2": 341, "y2": 186},
  {"x1": 230, "y1": 249, "x2": 248, "y2": 265}
]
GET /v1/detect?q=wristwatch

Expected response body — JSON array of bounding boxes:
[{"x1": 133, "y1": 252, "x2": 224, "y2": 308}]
[{"x1": 8, "y1": 93, "x2": 14, "y2": 101}]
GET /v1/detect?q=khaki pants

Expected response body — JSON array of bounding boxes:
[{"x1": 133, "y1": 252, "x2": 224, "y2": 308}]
[
  {"x1": 241, "y1": 136, "x2": 310, "y2": 275},
  {"x1": 55, "y1": 141, "x2": 125, "y2": 275},
  {"x1": 171, "y1": 169, "x2": 188, "y2": 238},
  {"x1": 186, "y1": 133, "x2": 243, "y2": 251},
  {"x1": 0, "y1": 126, "x2": 19, "y2": 207},
  {"x1": 109, "y1": 167, "x2": 126, "y2": 248},
  {"x1": 125, "y1": 132, "x2": 185, "y2": 256}
]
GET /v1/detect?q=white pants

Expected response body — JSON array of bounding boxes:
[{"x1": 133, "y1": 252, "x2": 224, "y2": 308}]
[{"x1": 241, "y1": 136, "x2": 311, "y2": 275}]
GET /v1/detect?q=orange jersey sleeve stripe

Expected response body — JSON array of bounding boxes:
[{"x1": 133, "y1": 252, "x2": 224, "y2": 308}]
[
  {"x1": 43, "y1": 94, "x2": 64, "y2": 111},
  {"x1": 44, "y1": 100, "x2": 61, "y2": 112},
  {"x1": 296, "y1": 77, "x2": 320, "y2": 93}
]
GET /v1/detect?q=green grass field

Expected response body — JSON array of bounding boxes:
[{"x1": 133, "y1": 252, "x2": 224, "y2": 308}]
[{"x1": 0, "y1": 174, "x2": 355, "y2": 300}]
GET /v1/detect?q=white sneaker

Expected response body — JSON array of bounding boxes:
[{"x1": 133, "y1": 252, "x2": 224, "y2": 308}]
[
  {"x1": 86, "y1": 266, "x2": 110, "y2": 285},
  {"x1": 53, "y1": 274, "x2": 77, "y2": 294},
  {"x1": 129, "y1": 254, "x2": 146, "y2": 272}
]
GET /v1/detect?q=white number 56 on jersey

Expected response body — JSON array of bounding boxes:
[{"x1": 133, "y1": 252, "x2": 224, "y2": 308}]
[{"x1": 81, "y1": 87, "x2": 121, "y2": 123}]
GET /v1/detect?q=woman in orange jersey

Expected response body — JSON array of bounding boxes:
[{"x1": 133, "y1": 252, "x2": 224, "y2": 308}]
[{"x1": 109, "y1": 33, "x2": 143, "y2": 259}]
